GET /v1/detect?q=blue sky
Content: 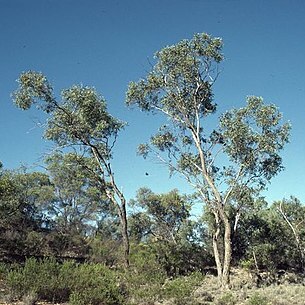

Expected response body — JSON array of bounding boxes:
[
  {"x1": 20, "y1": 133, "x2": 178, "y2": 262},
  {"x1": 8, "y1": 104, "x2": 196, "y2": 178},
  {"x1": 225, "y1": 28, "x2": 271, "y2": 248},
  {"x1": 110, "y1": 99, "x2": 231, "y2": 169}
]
[{"x1": 1, "y1": 0, "x2": 305, "y2": 211}]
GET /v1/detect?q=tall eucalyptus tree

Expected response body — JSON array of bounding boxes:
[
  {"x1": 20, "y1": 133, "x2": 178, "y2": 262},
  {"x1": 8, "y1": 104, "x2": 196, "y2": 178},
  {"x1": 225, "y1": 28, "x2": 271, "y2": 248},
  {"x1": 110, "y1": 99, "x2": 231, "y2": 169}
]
[
  {"x1": 126, "y1": 33, "x2": 290, "y2": 285},
  {"x1": 13, "y1": 74, "x2": 130, "y2": 266}
]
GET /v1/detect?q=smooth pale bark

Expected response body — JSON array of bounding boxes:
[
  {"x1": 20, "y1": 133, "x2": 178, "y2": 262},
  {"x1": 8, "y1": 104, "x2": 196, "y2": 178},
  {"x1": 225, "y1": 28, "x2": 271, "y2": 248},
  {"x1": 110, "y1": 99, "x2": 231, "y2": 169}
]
[
  {"x1": 117, "y1": 197, "x2": 130, "y2": 268},
  {"x1": 191, "y1": 126, "x2": 232, "y2": 287},
  {"x1": 278, "y1": 202, "x2": 305, "y2": 272},
  {"x1": 212, "y1": 211, "x2": 223, "y2": 284},
  {"x1": 220, "y1": 211, "x2": 232, "y2": 287},
  {"x1": 92, "y1": 146, "x2": 130, "y2": 268},
  {"x1": 211, "y1": 208, "x2": 232, "y2": 288}
]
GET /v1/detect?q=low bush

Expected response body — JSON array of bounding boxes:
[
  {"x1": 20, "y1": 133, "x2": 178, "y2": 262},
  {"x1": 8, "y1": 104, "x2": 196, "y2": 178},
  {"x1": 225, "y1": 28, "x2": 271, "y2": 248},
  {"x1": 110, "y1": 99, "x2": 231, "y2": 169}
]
[
  {"x1": 122, "y1": 244, "x2": 166, "y2": 303},
  {"x1": 69, "y1": 263, "x2": 123, "y2": 305},
  {"x1": 162, "y1": 271, "x2": 204, "y2": 300},
  {"x1": 216, "y1": 292, "x2": 237, "y2": 305},
  {"x1": 119, "y1": 244, "x2": 206, "y2": 304},
  {"x1": 247, "y1": 292, "x2": 268, "y2": 305},
  {"x1": 6, "y1": 257, "x2": 73, "y2": 301},
  {"x1": 6, "y1": 257, "x2": 123, "y2": 305}
]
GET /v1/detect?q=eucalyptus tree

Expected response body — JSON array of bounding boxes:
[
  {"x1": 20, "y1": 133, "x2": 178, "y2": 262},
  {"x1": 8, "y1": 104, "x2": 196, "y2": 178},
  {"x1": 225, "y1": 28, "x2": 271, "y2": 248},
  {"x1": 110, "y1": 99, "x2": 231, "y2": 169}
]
[
  {"x1": 45, "y1": 152, "x2": 114, "y2": 236},
  {"x1": 0, "y1": 168, "x2": 54, "y2": 257},
  {"x1": 275, "y1": 197, "x2": 305, "y2": 271},
  {"x1": 129, "y1": 188, "x2": 210, "y2": 275},
  {"x1": 126, "y1": 33, "x2": 290, "y2": 286},
  {"x1": 129, "y1": 188, "x2": 192, "y2": 244},
  {"x1": 12, "y1": 73, "x2": 130, "y2": 267}
]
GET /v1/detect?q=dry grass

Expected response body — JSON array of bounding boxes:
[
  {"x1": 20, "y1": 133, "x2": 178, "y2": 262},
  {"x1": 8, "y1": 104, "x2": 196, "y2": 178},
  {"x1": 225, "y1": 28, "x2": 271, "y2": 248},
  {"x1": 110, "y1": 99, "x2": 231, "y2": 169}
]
[{"x1": 192, "y1": 268, "x2": 305, "y2": 305}]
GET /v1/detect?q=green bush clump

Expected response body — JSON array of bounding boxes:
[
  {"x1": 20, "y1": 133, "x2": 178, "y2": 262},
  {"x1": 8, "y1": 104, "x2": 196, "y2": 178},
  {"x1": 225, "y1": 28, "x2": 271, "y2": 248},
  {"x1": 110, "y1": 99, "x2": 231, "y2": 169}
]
[
  {"x1": 122, "y1": 244, "x2": 166, "y2": 303},
  {"x1": 7, "y1": 257, "x2": 73, "y2": 301},
  {"x1": 247, "y1": 292, "x2": 268, "y2": 305},
  {"x1": 216, "y1": 292, "x2": 237, "y2": 305},
  {"x1": 162, "y1": 271, "x2": 204, "y2": 300},
  {"x1": 6, "y1": 257, "x2": 123, "y2": 305},
  {"x1": 0, "y1": 262, "x2": 10, "y2": 280},
  {"x1": 69, "y1": 263, "x2": 123, "y2": 305}
]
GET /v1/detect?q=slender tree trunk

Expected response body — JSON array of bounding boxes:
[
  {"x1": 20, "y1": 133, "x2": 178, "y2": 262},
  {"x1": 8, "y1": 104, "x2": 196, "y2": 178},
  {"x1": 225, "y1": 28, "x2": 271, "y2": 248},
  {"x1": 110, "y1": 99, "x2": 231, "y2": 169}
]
[
  {"x1": 91, "y1": 146, "x2": 130, "y2": 268},
  {"x1": 212, "y1": 211, "x2": 223, "y2": 284},
  {"x1": 212, "y1": 206, "x2": 232, "y2": 288},
  {"x1": 221, "y1": 213, "x2": 232, "y2": 287},
  {"x1": 117, "y1": 200, "x2": 130, "y2": 268},
  {"x1": 278, "y1": 203, "x2": 305, "y2": 272},
  {"x1": 192, "y1": 130, "x2": 232, "y2": 286}
]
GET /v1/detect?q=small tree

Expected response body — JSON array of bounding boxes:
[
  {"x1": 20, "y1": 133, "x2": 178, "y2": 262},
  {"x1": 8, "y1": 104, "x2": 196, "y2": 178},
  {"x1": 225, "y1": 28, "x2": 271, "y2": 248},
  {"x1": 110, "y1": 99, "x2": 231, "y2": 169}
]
[
  {"x1": 126, "y1": 33, "x2": 290, "y2": 286},
  {"x1": 13, "y1": 73, "x2": 130, "y2": 267},
  {"x1": 129, "y1": 188, "x2": 191, "y2": 244},
  {"x1": 45, "y1": 152, "x2": 114, "y2": 236},
  {"x1": 129, "y1": 188, "x2": 211, "y2": 275},
  {"x1": 275, "y1": 197, "x2": 305, "y2": 271},
  {"x1": 0, "y1": 168, "x2": 54, "y2": 257}
]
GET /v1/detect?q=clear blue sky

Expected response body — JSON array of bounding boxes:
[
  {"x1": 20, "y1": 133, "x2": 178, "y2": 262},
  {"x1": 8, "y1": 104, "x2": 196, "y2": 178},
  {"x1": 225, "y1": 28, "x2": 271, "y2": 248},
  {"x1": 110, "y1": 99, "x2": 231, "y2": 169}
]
[{"x1": 1, "y1": 0, "x2": 305, "y2": 211}]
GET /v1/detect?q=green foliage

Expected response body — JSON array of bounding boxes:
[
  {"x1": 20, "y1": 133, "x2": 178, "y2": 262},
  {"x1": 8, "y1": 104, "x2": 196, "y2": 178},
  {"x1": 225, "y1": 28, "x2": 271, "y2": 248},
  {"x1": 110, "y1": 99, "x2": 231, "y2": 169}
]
[
  {"x1": 247, "y1": 292, "x2": 268, "y2": 305},
  {"x1": 122, "y1": 244, "x2": 166, "y2": 303},
  {"x1": 7, "y1": 257, "x2": 72, "y2": 301},
  {"x1": 0, "y1": 262, "x2": 10, "y2": 280},
  {"x1": 162, "y1": 272, "x2": 204, "y2": 300},
  {"x1": 216, "y1": 292, "x2": 237, "y2": 305},
  {"x1": 69, "y1": 263, "x2": 123, "y2": 305},
  {"x1": 220, "y1": 96, "x2": 291, "y2": 187},
  {"x1": 13, "y1": 69, "x2": 130, "y2": 268},
  {"x1": 0, "y1": 169, "x2": 54, "y2": 259},
  {"x1": 240, "y1": 258, "x2": 255, "y2": 271},
  {"x1": 234, "y1": 202, "x2": 305, "y2": 272},
  {"x1": 88, "y1": 237, "x2": 121, "y2": 265},
  {"x1": 129, "y1": 188, "x2": 211, "y2": 276},
  {"x1": 126, "y1": 33, "x2": 222, "y2": 117},
  {"x1": 129, "y1": 188, "x2": 192, "y2": 243},
  {"x1": 45, "y1": 152, "x2": 112, "y2": 237},
  {"x1": 6, "y1": 258, "x2": 122, "y2": 304},
  {"x1": 152, "y1": 240, "x2": 213, "y2": 276},
  {"x1": 129, "y1": 243, "x2": 166, "y2": 283},
  {"x1": 13, "y1": 72, "x2": 125, "y2": 149}
]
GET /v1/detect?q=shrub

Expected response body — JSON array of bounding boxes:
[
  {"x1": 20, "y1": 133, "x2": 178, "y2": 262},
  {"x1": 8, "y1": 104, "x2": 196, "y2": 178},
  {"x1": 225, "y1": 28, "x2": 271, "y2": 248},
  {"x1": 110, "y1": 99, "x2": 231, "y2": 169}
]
[
  {"x1": 0, "y1": 262, "x2": 10, "y2": 280},
  {"x1": 216, "y1": 292, "x2": 237, "y2": 305},
  {"x1": 247, "y1": 292, "x2": 268, "y2": 305},
  {"x1": 6, "y1": 258, "x2": 123, "y2": 305},
  {"x1": 69, "y1": 263, "x2": 122, "y2": 305},
  {"x1": 122, "y1": 244, "x2": 166, "y2": 303},
  {"x1": 22, "y1": 291, "x2": 38, "y2": 305},
  {"x1": 123, "y1": 244, "x2": 204, "y2": 305},
  {"x1": 88, "y1": 237, "x2": 121, "y2": 265},
  {"x1": 162, "y1": 272, "x2": 205, "y2": 300},
  {"x1": 6, "y1": 257, "x2": 71, "y2": 301}
]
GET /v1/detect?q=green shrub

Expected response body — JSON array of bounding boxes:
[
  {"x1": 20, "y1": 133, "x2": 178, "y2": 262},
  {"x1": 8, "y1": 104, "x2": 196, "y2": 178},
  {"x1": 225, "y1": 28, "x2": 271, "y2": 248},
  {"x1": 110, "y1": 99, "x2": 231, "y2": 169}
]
[
  {"x1": 22, "y1": 291, "x2": 38, "y2": 305},
  {"x1": 6, "y1": 257, "x2": 71, "y2": 301},
  {"x1": 69, "y1": 263, "x2": 122, "y2": 305},
  {"x1": 6, "y1": 268, "x2": 25, "y2": 299},
  {"x1": 162, "y1": 272, "x2": 204, "y2": 300},
  {"x1": 217, "y1": 292, "x2": 237, "y2": 305},
  {"x1": 247, "y1": 292, "x2": 268, "y2": 305},
  {"x1": 123, "y1": 245, "x2": 204, "y2": 304},
  {"x1": 123, "y1": 244, "x2": 166, "y2": 303},
  {"x1": 240, "y1": 258, "x2": 255, "y2": 271},
  {"x1": 6, "y1": 258, "x2": 123, "y2": 305},
  {"x1": 0, "y1": 262, "x2": 10, "y2": 280},
  {"x1": 88, "y1": 237, "x2": 121, "y2": 265}
]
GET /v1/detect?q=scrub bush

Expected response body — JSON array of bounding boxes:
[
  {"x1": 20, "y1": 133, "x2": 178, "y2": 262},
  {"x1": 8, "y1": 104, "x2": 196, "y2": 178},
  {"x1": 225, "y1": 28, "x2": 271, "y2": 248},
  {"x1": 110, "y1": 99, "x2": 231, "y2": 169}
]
[{"x1": 6, "y1": 257, "x2": 123, "y2": 305}]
